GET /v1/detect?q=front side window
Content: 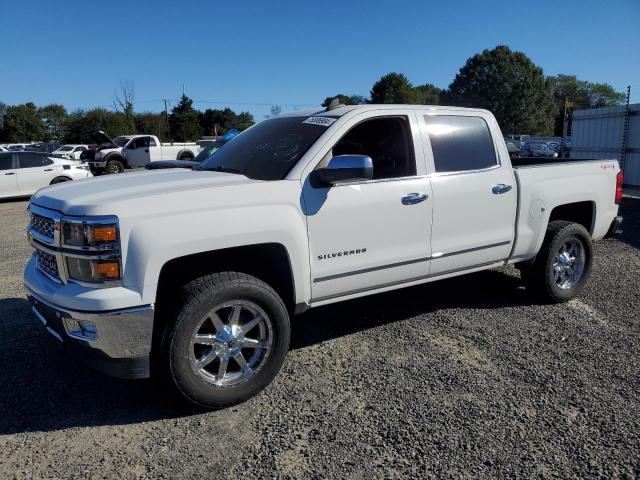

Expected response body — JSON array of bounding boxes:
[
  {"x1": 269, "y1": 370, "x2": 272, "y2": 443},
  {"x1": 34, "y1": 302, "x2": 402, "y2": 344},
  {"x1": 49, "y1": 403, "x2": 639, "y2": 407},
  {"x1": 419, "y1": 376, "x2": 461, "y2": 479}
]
[
  {"x1": 58, "y1": 145, "x2": 73, "y2": 152},
  {"x1": 148, "y1": 137, "x2": 157, "y2": 147},
  {"x1": 198, "y1": 117, "x2": 330, "y2": 180},
  {"x1": 424, "y1": 115, "x2": 497, "y2": 173},
  {"x1": 331, "y1": 116, "x2": 416, "y2": 180},
  {"x1": 18, "y1": 153, "x2": 46, "y2": 168},
  {"x1": 0, "y1": 153, "x2": 13, "y2": 170}
]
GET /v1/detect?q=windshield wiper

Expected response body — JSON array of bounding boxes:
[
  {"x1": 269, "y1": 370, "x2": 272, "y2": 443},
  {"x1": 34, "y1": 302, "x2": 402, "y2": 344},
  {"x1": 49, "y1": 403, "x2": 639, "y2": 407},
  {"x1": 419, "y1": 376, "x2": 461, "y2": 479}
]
[{"x1": 193, "y1": 165, "x2": 245, "y2": 175}]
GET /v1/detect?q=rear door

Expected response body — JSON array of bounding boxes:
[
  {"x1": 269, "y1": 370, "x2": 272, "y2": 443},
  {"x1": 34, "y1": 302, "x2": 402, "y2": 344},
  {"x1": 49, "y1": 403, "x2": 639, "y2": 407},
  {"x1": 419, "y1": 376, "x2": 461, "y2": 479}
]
[
  {"x1": 0, "y1": 153, "x2": 18, "y2": 197},
  {"x1": 15, "y1": 153, "x2": 55, "y2": 195},
  {"x1": 418, "y1": 111, "x2": 516, "y2": 275}
]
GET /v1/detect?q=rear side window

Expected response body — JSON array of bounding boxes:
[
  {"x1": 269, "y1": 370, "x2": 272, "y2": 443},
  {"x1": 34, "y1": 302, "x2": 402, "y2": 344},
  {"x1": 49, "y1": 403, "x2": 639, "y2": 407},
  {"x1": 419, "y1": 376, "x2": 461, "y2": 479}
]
[
  {"x1": 18, "y1": 153, "x2": 46, "y2": 168},
  {"x1": 148, "y1": 137, "x2": 157, "y2": 147},
  {"x1": 424, "y1": 115, "x2": 497, "y2": 173},
  {"x1": 0, "y1": 154, "x2": 13, "y2": 170}
]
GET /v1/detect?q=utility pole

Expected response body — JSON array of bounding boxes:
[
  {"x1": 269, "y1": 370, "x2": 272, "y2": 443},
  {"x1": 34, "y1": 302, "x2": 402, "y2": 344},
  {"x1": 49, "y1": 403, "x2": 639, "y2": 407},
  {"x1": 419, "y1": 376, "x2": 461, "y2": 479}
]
[
  {"x1": 163, "y1": 99, "x2": 171, "y2": 142},
  {"x1": 620, "y1": 85, "x2": 631, "y2": 170}
]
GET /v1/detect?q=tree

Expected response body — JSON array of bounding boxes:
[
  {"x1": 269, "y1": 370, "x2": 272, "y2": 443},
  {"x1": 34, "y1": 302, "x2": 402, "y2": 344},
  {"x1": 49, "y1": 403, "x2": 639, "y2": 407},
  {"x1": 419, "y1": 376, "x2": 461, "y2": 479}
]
[
  {"x1": 370, "y1": 73, "x2": 417, "y2": 104},
  {"x1": 201, "y1": 108, "x2": 255, "y2": 136},
  {"x1": 321, "y1": 94, "x2": 369, "y2": 107},
  {"x1": 0, "y1": 103, "x2": 46, "y2": 142},
  {"x1": 39, "y1": 104, "x2": 67, "y2": 142},
  {"x1": 134, "y1": 112, "x2": 169, "y2": 141},
  {"x1": 113, "y1": 80, "x2": 136, "y2": 133},
  {"x1": 0, "y1": 101, "x2": 7, "y2": 132},
  {"x1": 270, "y1": 105, "x2": 282, "y2": 117},
  {"x1": 444, "y1": 46, "x2": 556, "y2": 135},
  {"x1": 413, "y1": 84, "x2": 442, "y2": 105},
  {"x1": 169, "y1": 95, "x2": 203, "y2": 141},
  {"x1": 63, "y1": 108, "x2": 131, "y2": 144},
  {"x1": 548, "y1": 74, "x2": 626, "y2": 135}
]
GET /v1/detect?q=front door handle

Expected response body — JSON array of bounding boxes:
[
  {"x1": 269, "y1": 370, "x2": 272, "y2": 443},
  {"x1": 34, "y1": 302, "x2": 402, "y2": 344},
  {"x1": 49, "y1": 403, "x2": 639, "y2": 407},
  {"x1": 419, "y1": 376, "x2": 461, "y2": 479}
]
[
  {"x1": 401, "y1": 193, "x2": 428, "y2": 205},
  {"x1": 5, "y1": 172, "x2": 15, "y2": 175},
  {"x1": 144, "y1": 149, "x2": 149, "y2": 153},
  {"x1": 44, "y1": 169, "x2": 53, "y2": 171},
  {"x1": 492, "y1": 184, "x2": 512, "y2": 194}
]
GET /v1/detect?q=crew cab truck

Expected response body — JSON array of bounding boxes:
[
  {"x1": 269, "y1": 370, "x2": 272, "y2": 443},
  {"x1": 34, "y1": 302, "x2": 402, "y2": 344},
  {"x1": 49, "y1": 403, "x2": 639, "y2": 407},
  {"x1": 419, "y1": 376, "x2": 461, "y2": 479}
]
[
  {"x1": 86, "y1": 131, "x2": 200, "y2": 174},
  {"x1": 24, "y1": 104, "x2": 623, "y2": 408}
]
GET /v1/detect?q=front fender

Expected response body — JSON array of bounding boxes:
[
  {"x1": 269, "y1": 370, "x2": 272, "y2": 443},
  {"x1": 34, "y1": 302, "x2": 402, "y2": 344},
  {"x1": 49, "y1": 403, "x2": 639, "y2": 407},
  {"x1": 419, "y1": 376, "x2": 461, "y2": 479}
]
[{"x1": 121, "y1": 203, "x2": 311, "y2": 306}]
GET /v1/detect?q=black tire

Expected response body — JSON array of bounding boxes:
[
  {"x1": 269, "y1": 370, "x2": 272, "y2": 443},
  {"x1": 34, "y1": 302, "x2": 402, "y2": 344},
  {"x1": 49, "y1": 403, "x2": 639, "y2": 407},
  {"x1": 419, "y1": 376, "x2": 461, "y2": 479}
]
[
  {"x1": 50, "y1": 176, "x2": 71, "y2": 185},
  {"x1": 106, "y1": 159, "x2": 125, "y2": 174},
  {"x1": 166, "y1": 272, "x2": 290, "y2": 409},
  {"x1": 178, "y1": 152, "x2": 193, "y2": 160},
  {"x1": 522, "y1": 220, "x2": 593, "y2": 303}
]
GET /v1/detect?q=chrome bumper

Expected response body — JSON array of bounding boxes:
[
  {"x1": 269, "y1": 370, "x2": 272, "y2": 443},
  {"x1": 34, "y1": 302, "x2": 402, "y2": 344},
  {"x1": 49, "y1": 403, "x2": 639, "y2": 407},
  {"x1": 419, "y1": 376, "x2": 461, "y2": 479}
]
[{"x1": 26, "y1": 287, "x2": 154, "y2": 379}]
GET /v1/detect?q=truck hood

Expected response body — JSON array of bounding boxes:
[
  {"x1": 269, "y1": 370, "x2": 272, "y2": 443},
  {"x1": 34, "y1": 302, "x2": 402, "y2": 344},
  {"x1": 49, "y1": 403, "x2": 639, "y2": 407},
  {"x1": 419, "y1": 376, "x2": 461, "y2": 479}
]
[{"x1": 30, "y1": 169, "x2": 259, "y2": 216}]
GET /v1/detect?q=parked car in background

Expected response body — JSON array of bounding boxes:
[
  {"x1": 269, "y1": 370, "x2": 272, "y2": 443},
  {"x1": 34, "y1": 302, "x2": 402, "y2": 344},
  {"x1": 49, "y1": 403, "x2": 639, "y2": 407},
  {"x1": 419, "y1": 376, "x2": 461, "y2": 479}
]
[
  {"x1": 0, "y1": 151, "x2": 92, "y2": 199},
  {"x1": 86, "y1": 131, "x2": 201, "y2": 174},
  {"x1": 24, "y1": 104, "x2": 622, "y2": 408},
  {"x1": 505, "y1": 141, "x2": 521, "y2": 157},
  {"x1": 53, "y1": 144, "x2": 88, "y2": 160},
  {"x1": 29, "y1": 143, "x2": 62, "y2": 154},
  {"x1": 523, "y1": 143, "x2": 558, "y2": 158}
]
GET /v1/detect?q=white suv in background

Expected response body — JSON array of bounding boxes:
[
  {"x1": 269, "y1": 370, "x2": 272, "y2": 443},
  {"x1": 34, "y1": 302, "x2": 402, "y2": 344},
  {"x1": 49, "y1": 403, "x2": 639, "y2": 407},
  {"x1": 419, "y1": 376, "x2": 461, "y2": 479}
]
[
  {"x1": 52, "y1": 145, "x2": 89, "y2": 160},
  {"x1": 0, "y1": 150, "x2": 92, "y2": 199}
]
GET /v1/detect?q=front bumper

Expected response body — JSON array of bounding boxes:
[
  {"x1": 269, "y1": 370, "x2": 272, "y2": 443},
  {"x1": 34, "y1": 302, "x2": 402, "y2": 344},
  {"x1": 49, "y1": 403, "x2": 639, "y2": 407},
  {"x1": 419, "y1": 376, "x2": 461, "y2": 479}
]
[{"x1": 26, "y1": 286, "x2": 154, "y2": 379}]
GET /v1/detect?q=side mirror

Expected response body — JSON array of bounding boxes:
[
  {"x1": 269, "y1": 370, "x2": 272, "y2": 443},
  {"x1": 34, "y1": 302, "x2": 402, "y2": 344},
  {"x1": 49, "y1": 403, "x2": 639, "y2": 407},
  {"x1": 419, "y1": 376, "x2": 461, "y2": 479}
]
[{"x1": 313, "y1": 155, "x2": 373, "y2": 186}]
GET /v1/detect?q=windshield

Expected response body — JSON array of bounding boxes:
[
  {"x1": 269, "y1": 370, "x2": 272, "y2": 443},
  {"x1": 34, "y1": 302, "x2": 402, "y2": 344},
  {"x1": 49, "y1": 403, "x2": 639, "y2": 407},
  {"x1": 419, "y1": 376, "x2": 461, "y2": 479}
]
[
  {"x1": 194, "y1": 140, "x2": 227, "y2": 163},
  {"x1": 113, "y1": 136, "x2": 130, "y2": 147},
  {"x1": 198, "y1": 117, "x2": 331, "y2": 180},
  {"x1": 57, "y1": 145, "x2": 73, "y2": 152}
]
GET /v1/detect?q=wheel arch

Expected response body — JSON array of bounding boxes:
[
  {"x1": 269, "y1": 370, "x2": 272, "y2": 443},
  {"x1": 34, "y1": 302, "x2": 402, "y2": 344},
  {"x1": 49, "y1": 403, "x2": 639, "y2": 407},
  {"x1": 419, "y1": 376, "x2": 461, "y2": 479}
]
[
  {"x1": 176, "y1": 149, "x2": 194, "y2": 160},
  {"x1": 547, "y1": 200, "x2": 596, "y2": 235},
  {"x1": 49, "y1": 176, "x2": 72, "y2": 184},
  {"x1": 104, "y1": 152, "x2": 128, "y2": 168}
]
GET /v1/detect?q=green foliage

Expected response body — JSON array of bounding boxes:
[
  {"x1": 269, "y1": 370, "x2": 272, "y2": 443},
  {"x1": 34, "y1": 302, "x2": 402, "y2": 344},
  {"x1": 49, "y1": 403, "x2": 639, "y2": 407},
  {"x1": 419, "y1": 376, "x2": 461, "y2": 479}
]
[
  {"x1": 548, "y1": 74, "x2": 626, "y2": 135},
  {"x1": 169, "y1": 95, "x2": 203, "y2": 141},
  {"x1": 134, "y1": 112, "x2": 170, "y2": 142},
  {"x1": 321, "y1": 94, "x2": 369, "y2": 107},
  {"x1": 201, "y1": 108, "x2": 255, "y2": 136},
  {"x1": 413, "y1": 84, "x2": 442, "y2": 105},
  {"x1": 63, "y1": 108, "x2": 133, "y2": 144},
  {"x1": 0, "y1": 103, "x2": 46, "y2": 142},
  {"x1": 39, "y1": 104, "x2": 67, "y2": 142},
  {"x1": 370, "y1": 73, "x2": 416, "y2": 104},
  {"x1": 444, "y1": 45, "x2": 556, "y2": 135}
]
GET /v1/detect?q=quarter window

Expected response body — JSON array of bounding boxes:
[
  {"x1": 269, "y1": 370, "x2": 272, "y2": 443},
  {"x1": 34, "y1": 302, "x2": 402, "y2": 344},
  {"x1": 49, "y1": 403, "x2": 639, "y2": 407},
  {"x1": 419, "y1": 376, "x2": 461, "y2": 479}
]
[{"x1": 424, "y1": 115, "x2": 497, "y2": 173}]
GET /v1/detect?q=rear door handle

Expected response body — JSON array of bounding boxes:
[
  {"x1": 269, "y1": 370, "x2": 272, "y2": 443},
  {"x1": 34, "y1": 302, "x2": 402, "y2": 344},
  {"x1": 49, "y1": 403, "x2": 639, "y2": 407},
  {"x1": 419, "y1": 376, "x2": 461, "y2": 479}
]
[
  {"x1": 44, "y1": 169, "x2": 53, "y2": 171},
  {"x1": 144, "y1": 149, "x2": 149, "y2": 153},
  {"x1": 401, "y1": 193, "x2": 428, "y2": 205},
  {"x1": 4, "y1": 172, "x2": 15, "y2": 175},
  {"x1": 492, "y1": 184, "x2": 512, "y2": 194}
]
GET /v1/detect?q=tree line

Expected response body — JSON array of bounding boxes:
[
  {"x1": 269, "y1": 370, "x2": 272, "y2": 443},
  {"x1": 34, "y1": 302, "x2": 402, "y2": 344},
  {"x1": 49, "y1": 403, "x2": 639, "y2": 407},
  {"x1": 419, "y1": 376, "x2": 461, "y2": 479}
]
[
  {"x1": 322, "y1": 45, "x2": 626, "y2": 136},
  {"x1": 0, "y1": 91, "x2": 255, "y2": 144}
]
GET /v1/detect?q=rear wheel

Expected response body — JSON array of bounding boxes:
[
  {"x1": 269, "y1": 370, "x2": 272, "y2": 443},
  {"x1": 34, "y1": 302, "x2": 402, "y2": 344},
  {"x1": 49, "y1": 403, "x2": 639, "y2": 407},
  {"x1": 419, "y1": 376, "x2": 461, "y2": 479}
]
[
  {"x1": 178, "y1": 152, "x2": 193, "y2": 161},
  {"x1": 50, "y1": 176, "x2": 71, "y2": 185},
  {"x1": 106, "y1": 159, "x2": 125, "y2": 174},
  {"x1": 166, "y1": 272, "x2": 290, "y2": 408},
  {"x1": 522, "y1": 220, "x2": 593, "y2": 303}
]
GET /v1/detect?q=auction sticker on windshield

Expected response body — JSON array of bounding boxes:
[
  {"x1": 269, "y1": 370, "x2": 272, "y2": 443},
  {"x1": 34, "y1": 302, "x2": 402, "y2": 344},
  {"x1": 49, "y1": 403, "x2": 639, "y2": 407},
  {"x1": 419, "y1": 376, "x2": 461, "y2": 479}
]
[{"x1": 302, "y1": 117, "x2": 337, "y2": 127}]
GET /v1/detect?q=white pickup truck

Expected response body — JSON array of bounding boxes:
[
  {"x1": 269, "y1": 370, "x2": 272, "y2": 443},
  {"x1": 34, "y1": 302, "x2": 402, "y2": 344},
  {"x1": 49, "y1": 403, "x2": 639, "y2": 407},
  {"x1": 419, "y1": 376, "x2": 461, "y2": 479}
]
[
  {"x1": 24, "y1": 104, "x2": 623, "y2": 408},
  {"x1": 86, "y1": 131, "x2": 200, "y2": 174}
]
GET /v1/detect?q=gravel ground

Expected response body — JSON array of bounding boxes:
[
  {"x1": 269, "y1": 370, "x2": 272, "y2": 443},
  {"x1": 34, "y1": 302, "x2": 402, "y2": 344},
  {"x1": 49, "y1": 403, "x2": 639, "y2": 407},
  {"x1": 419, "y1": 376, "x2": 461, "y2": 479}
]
[{"x1": 0, "y1": 198, "x2": 639, "y2": 479}]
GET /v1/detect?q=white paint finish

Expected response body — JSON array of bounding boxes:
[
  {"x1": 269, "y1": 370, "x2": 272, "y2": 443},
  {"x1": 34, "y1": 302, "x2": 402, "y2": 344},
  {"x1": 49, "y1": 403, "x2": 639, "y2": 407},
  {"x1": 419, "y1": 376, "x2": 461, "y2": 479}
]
[
  {"x1": 0, "y1": 167, "x2": 18, "y2": 197},
  {"x1": 512, "y1": 160, "x2": 621, "y2": 259},
  {"x1": 92, "y1": 135, "x2": 201, "y2": 168},
  {"x1": 24, "y1": 104, "x2": 622, "y2": 315}
]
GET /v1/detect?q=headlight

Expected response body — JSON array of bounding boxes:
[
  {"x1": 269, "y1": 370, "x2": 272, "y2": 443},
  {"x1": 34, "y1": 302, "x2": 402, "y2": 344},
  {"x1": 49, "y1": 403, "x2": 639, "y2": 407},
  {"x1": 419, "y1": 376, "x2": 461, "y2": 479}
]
[
  {"x1": 95, "y1": 152, "x2": 102, "y2": 160},
  {"x1": 66, "y1": 256, "x2": 121, "y2": 282},
  {"x1": 62, "y1": 221, "x2": 118, "y2": 247}
]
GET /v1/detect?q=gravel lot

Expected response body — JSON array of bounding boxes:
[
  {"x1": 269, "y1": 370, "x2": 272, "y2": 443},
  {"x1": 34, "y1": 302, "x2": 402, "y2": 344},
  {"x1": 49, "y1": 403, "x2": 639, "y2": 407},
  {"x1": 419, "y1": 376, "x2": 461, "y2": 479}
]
[{"x1": 1, "y1": 198, "x2": 639, "y2": 479}]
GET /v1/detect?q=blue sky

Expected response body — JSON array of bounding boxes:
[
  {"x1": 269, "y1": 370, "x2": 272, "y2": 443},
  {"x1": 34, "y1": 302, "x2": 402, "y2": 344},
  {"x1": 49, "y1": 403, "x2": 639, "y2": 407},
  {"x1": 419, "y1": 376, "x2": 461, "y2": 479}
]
[{"x1": 1, "y1": 0, "x2": 638, "y2": 119}]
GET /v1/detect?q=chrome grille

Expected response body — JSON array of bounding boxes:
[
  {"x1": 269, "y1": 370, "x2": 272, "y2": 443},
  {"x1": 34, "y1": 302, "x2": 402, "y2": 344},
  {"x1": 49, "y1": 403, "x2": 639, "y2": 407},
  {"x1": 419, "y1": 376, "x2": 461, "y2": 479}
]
[
  {"x1": 36, "y1": 250, "x2": 60, "y2": 282},
  {"x1": 30, "y1": 212, "x2": 55, "y2": 240}
]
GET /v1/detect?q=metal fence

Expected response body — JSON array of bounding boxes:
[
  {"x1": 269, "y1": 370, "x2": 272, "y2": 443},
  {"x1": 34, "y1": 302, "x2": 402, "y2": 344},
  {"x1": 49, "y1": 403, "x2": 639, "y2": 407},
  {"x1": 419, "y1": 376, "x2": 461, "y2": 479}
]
[{"x1": 570, "y1": 99, "x2": 640, "y2": 186}]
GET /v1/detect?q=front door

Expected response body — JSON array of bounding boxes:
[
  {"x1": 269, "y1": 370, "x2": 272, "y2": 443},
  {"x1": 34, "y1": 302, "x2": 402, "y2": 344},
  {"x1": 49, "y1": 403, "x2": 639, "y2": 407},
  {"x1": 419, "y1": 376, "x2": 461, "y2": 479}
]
[
  {"x1": 15, "y1": 153, "x2": 54, "y2": 195},
  {"x1": 303, "y1": 113, "x2": 433, "y2": 302},
  {"x1": 125, "y1": 137, "x2": 151, "y2": 167},
  {"x1": 419, "y1": 113, "x2": 516, "y2": 275}
]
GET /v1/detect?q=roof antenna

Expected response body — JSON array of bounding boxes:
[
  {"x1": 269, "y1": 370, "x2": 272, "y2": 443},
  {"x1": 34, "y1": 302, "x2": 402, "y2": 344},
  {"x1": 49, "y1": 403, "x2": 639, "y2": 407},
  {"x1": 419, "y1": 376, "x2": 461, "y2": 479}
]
[{"x1": 326, "y1": 97, "x2": 344, "y2": 111}]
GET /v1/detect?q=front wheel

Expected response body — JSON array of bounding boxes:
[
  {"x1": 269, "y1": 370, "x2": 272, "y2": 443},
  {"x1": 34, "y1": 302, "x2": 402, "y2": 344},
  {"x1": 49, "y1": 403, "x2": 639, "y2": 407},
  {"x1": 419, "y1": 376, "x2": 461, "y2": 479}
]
[
  {"x1": 166, "y1": 272, "x2": 290, "y2": 408},
  {"x1": 522, "y1": 220, "x2": 593, "y2": 303},
  {"x1": 106, "y1": 159, "x2": 125, "y2": 174}
]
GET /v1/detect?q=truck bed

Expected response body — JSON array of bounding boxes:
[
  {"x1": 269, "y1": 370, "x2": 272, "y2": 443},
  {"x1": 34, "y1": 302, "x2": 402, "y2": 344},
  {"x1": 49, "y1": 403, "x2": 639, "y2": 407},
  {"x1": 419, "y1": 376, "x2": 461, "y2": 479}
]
[{"x1": 510, "y1": 156, "x2": 602, "y2": 168}]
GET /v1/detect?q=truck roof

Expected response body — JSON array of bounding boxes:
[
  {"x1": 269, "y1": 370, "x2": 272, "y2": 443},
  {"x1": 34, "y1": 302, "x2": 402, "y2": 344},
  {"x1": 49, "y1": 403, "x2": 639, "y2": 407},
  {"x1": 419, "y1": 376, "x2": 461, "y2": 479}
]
[{"x1": 278, "y1": 104, "x2": 492, "y2": 119}]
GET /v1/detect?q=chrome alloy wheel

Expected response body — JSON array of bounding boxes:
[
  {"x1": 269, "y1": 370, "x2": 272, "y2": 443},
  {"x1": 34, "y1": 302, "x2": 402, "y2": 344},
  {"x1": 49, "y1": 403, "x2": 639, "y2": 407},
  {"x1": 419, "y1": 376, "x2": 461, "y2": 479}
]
[
  {"x1": 552, "y1": 238, "x2": 585, "y2": 289},
  {"x1": 189, "y1": 301, "x2": 273, "y2": 387}
]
